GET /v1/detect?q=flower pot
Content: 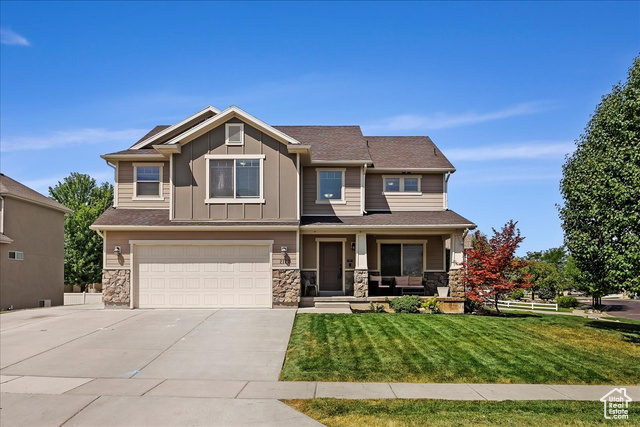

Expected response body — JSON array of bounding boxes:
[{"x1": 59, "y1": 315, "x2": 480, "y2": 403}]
[{"x1": 437, "y1": 287, "x2": 449, "y2": 298}]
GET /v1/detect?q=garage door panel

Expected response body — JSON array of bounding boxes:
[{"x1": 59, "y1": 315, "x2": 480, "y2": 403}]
[{"x1": 136, "y1": 244, "x2": 272, "y2": 308}]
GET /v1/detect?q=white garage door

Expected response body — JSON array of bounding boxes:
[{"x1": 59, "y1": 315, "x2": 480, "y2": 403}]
[{"x1": 136, "y1": 244, "x2": 272, "y2": 308}]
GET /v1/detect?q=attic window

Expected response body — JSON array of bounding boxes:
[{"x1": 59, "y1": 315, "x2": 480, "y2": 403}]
[{"x1": 225, "y1": 123, "x2": 244, "y2": 146}]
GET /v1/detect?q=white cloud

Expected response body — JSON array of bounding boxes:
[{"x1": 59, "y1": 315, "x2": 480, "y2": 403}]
[
  {"x1": 1, "y1": 128, "x2": 147, "y2": 152},
  {"x1": 368, "y1": 101, "x2": 557, "y2": 131},
  {"x1": 446, "y1": 141, "x2": 574, "y2": 161},
  {"x1": 1, "y1": 28, "x2": 30, "y2": 46}
]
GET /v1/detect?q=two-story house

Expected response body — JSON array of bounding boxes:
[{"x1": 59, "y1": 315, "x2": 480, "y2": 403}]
[
  {"x1": 91, "y1": 106, "x2": 475, "y2": 310},
  {"x1": 0, "y1": 174, "x2": 71, "y2": 310}
]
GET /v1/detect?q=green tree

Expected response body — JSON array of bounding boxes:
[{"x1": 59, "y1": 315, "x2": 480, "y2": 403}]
[
  {"x1": 525, "y1": 261, "x2": 563, "y2": 301},
  {"x1": 49, "y1": 173, "x2": 113, "y2": 291},
  {"x1": 559, "y1": 56, "x2": 640, "y2": 305}
]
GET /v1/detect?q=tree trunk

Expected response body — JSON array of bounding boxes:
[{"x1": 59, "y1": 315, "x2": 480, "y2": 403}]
[{"x1": 494, "y1": 294, "x2": 500, "y2": 315}]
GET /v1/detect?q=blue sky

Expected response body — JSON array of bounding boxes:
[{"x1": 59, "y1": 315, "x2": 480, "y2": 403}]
[{"x1": 1, "y1": 1, "x2": 638, "y2": 255}]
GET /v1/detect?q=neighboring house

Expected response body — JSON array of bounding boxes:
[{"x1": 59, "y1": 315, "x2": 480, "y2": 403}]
[
  {"x1": 0, "y1": 174, "x2": 72, "y2": 310},
  {"x1": 91, "y1": 106, "x2": 476, "y2": 309}
]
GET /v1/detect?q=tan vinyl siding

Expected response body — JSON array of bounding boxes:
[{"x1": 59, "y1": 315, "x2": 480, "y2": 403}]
[
  {"x1": 117, "y1": 161, "x2": 170, "y2": 209},
  {"x1": 302, "y1": 167, "x2": 361, "y2": 216},
  {"x1": 173, "y1": 118, "x2": 298, "y2": 220},
  {"x1": 301, "y1": 234, "x2": 356, "y2": 270},
  {"x1": 366, "y1": 234, "x2": 446, "y2": 272},
  {"x1": 365, "y1": 173, "x2": 443, "y2": 212},
  {"x1": 104, "y1": 230, "x2": 297, "y2": 269}
]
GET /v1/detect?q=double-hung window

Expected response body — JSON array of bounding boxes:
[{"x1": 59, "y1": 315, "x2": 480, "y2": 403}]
[
  {"x1": 383, "y1": 175, "x2": 421, "y2": 194},
  {"x1": 379, "y1": 241, "x2": 425, "y2": 277},
  {"x1": 316, "y1": 168, "x2": 345, "y2": 203},
  {"x1": 206, "y1": 155, "x2": 265, "y2": 203},
  {"x1": 134, "y1": 163, "x2": 163, "y2": 199}
]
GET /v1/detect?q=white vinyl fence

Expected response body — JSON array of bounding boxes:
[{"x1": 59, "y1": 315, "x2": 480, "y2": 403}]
[
  {"x1": 497, "y1": 300, "x2": 558, "y2": 311},
  {"x1": 64, "y1": 292, "x2": 103, "y2": 306}
]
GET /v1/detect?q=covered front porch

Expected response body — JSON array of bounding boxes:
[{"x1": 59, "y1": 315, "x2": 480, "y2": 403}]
[{"x1": 299, "y1": 228, "x2": 469, "y2": 300}]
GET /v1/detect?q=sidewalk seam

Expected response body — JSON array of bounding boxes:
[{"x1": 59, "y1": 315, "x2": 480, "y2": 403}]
[
  {"x1": 234, "y1": 381, "x2": 250, "y2": 398},
  {"x1": 141, "y1": 379, "x2": 167, "y2": 396},
  {"x1": 60, "y1": 395, "x2": 101, "y2": 426}
]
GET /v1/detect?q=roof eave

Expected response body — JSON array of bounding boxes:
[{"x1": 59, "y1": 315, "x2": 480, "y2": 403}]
[
  {"x1": 100, "y1": 154, "x2": 168, "y2": 161},
  {"x1": 0, "y1": 193, "x2": 73, "y2": 214},
  {"x1": 368, "y1": 167, "x2": 456, "y2": 173}
]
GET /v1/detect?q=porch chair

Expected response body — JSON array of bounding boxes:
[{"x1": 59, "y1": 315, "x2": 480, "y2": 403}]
[
  {"x1": 303, "y1": 278, "x2": 319, "y2": 297},
  {"x1": 394, "y1": 276, "x2": 409, "y2": 296}
]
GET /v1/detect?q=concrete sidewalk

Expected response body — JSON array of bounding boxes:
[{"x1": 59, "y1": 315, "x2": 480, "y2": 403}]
[{"x1": 3, "y1": 375, "x2": 639, "y2": 401}]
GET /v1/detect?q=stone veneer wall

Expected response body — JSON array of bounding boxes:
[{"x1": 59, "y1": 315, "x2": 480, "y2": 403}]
[
  {"x1": 448, "y1": 268, "x2": 465, "y2": 298},
  {"x1": 423, "y1": 272, "x2": 448, "y2": 296},
  {"x1": 354, "y1": 269, "x2": 368, "y2": 298},
  {"x1": 272, "y1": 269, "x2": 301, "y2": 306},
  {"x1": 102, "y1": 269, "x2": 130, "y2": 307}
]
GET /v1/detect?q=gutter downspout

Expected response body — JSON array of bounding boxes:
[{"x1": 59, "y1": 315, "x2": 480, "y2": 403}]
[
  {"x1": 444, "y1": 172, "x2": 451, "y2": 210},
  {"x1": 362, "y1": 164, "x2": 368, "y2": 214}
]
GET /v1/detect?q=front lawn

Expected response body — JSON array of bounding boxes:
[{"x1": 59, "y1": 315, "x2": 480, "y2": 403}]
[
  {"x1": 285, "y1": 399, "x2": 640, "y2": 426},
  {"x1": 281, "y1": 313, "x2": 640, "y2": 384}
]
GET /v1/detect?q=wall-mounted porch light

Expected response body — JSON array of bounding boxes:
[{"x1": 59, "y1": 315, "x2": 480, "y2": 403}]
[
  {"x1": 114, "y1": 246, "x2": 121, "y2": 255},
  {"x1": 281, "y1": 246, "x2": 288, "y2": 255},
  {"x1": 351, "y1": 242, "x2": 356, "y2": 251}
]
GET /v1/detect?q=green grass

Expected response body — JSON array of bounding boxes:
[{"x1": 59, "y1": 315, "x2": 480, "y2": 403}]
[
  {"x1": 285, "y1": 399, "x2": 640, "y2": 426},
  {"x1": 281, "y1": 313, "x2": 640, "y2": 384}
]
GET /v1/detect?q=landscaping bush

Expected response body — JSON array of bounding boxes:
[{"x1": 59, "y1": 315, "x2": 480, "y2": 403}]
[
  {"x1": 538, "y1": 287, "x2": 556, "y2": 301},
  {"x1": 421, "y1": 297, "x2": 442, "y2": 314},
  {"x1": 369, "y1": 302, "x2": 386, "y2": 313},
  {"x1": 389, "y1": 296, "x2": 422, "y2": 313},
  {"x1": 509, "y1": 289, "x2": 525, "y2": 300},
  {"x1": 557, "y1": 295, "x2": 580, "y2": 308}
]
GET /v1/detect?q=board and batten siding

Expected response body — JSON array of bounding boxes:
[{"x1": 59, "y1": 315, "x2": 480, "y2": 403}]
[
  {"x1": 366, "y1": 234, "x2": 446, "y2": 272},
  {"x1": 104, "y1": 230, "x2": 297, "y2": 269},
  {"x1": 117, "y1": 161, "x2": 170, "y2": 208},
  {"x1": 302, "y1": 166, "x2": 362, "y2": 216},
  {"x1": 173, "y1": 118, "x2": 298, "y2": 221},
  {"x1": 365, "y1": 173, "x2": 444, "y2": 212}
]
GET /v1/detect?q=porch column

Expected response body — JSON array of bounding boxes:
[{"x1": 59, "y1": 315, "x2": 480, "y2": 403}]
[
  {"x1": 448, "y1": 231, "x2": 465, "y2": 298},
  {"x1": 354, "y1": 232, "x2": 369, "y2": 298}
]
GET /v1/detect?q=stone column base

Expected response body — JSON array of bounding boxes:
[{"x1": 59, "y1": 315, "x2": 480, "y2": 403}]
[
  {"x1": 448, "y1": 268, "x2": 465, "y2": 298},
  {"x1": 354, "y1": 269, "x2": 369, "y2": 299},
  {"x1": 102, "y1": 269, "x2": 131, "y2": 308},
  {"x1": 272, "y1": 269, "x2": 301, "y2": 307}
]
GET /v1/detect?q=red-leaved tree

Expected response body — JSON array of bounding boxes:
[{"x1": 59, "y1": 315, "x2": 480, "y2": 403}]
[{"x1": 464, "y1": 220, "x2": 532, "y2": 314}]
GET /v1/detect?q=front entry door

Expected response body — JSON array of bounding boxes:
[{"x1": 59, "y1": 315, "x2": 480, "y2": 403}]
[{"x1": 319, "y1": 242, "x2": 342, "y2": 292}]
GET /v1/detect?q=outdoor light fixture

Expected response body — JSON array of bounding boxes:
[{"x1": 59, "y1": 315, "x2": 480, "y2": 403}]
[
  {"x1": 281, "y1": 246, "x2": 288, "y2": 255},
  {"x1": 114, "y1": 246, "x2": 121, "y2": 255},
  {"x1": 351, "y1": 242, "x2": 356, "y2": 251}
]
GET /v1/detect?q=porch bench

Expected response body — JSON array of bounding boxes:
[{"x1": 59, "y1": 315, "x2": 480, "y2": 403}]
[{"x1": 394, "y1": 276, "x2": 427, "y2": 296}]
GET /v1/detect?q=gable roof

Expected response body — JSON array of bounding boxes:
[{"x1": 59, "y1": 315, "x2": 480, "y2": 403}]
[
  {"x1": 365, "y1": 136, "x2": 455, "y2": 171},
  {"x1": 131, "y1": 105, "x2": 221, "y2": 149},
  {"x1": 273, "y1": 126, "x2": 371, "y2": 163},
  {"x1": 0, "y1": 174, "x2": 72, "y2": 213}
]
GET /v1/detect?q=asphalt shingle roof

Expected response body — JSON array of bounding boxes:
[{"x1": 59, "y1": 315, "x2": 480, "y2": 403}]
[
  {"x1": 0, "y1": 174, "x2": 71, "y2": 213},
  {"x1": 301, "y1": 211, "x2": 475, "y2": 227},
  {"x1": 365, "y1": 136, "x2": 455, "y2": 170},
  {"x1": 274, "y1": 125, "x2": 372, "y2": 162},
  {"x1": 93, "y1": 207, "x2": 299, "y2": 227}
]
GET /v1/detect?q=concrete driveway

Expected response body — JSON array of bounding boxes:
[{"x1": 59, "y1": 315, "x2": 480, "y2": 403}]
[{"x1": 0, "y1": 305, "x2": 320, "y2": 426}]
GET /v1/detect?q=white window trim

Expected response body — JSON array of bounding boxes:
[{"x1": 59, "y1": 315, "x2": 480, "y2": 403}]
[
  {"x1": 205, "y1": 154, "x2": 265, "y2": 204},
  {"x1": 376, "y1": 239, "x2": 427, "y2": 278},
  {"x1": 8, "y1": 251, "x2": 24, "y2": 261},
  {"x1": 225, "y1": 123, "x2": 245, "y2": 146},
  {"x1": 133, "y1": 163, "x2": 165, "y2": 201},
  {"x1": 382, "y1": 175, "x2": 422, "y2": 196},
  {"x1": 316, "y1": 168, "x2": 346, "y2": 204}
]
